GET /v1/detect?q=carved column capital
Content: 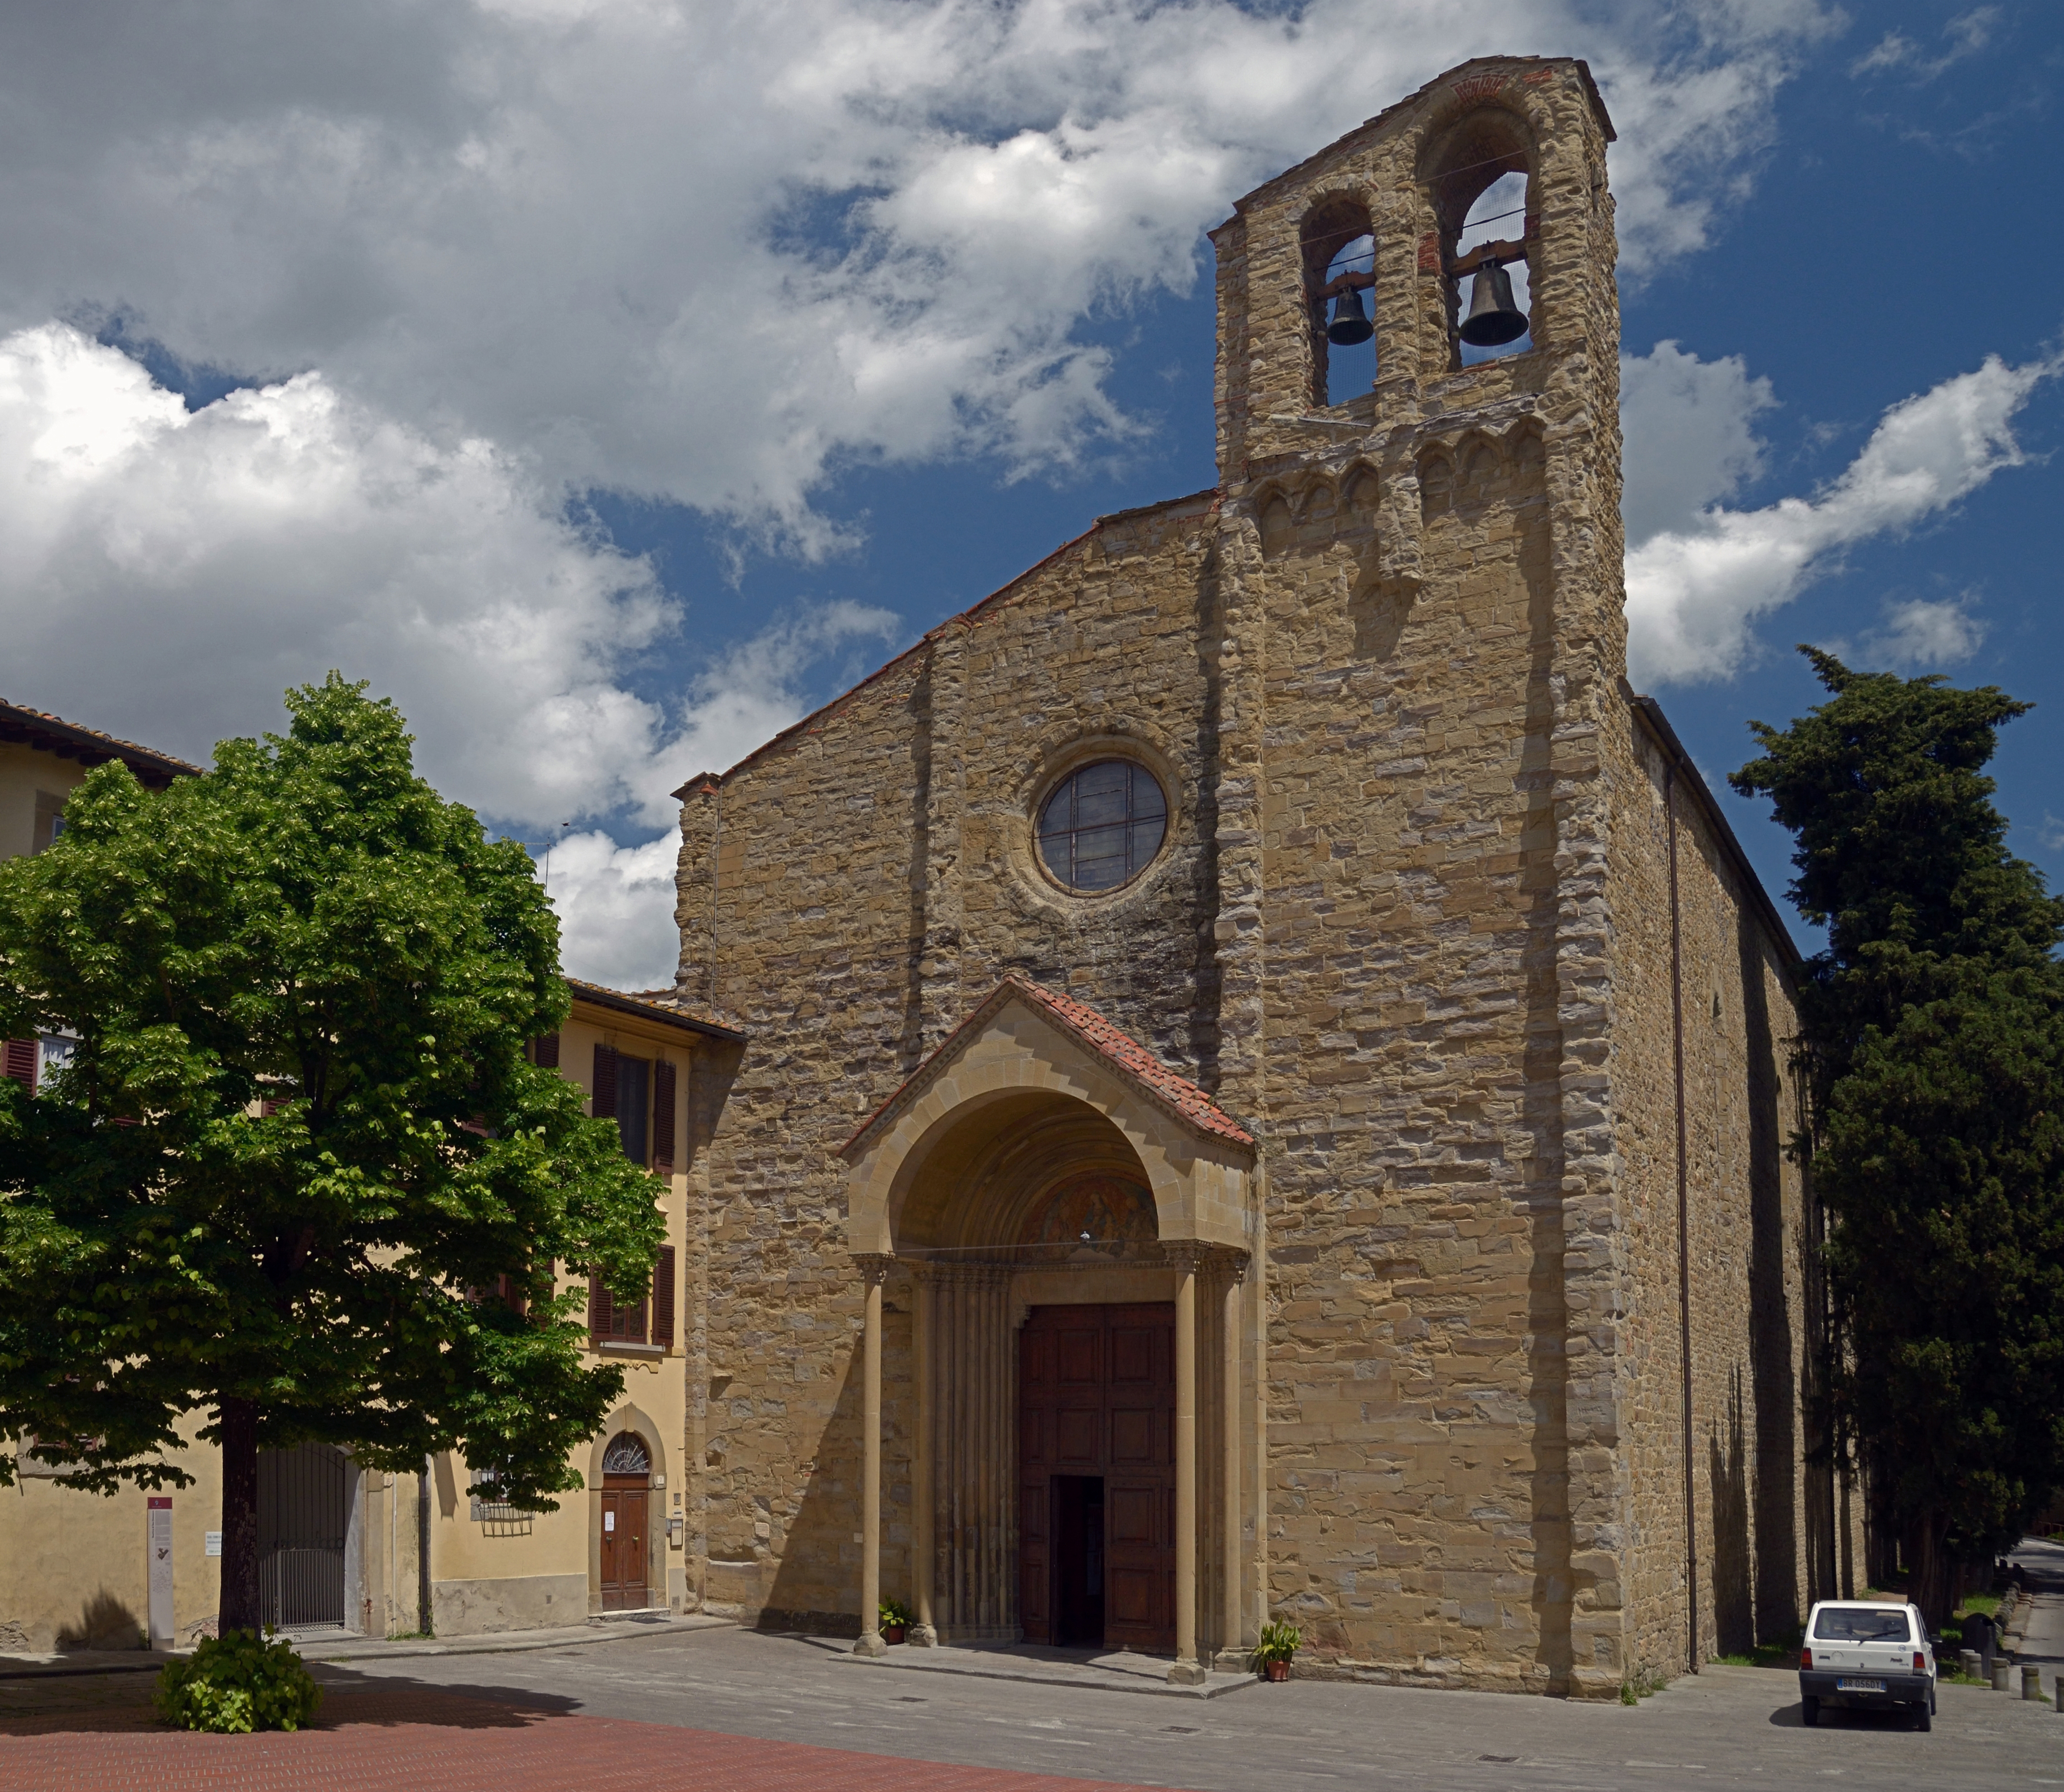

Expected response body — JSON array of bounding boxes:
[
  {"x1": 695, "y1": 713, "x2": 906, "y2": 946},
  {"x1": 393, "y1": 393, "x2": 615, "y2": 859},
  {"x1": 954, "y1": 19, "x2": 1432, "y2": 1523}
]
[
  {"x1": 853, "y1": 1252, "x2": 896, "y2": 1287},
  {"x1": 1163, "y1": 1239, "x2": 1208, "y2": 1275}
]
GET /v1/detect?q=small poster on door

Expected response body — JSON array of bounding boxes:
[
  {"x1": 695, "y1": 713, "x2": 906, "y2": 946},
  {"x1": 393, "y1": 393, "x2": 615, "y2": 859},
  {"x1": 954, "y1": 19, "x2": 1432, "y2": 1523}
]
[{"x1": 604, "y1": 1511, "x2": 615, "y2": 1532}]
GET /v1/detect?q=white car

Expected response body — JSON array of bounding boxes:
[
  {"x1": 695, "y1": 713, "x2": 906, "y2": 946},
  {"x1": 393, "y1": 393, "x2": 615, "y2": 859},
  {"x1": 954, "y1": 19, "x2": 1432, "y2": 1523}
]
[{"x1": 1799, "y1": 1599, "x2": 1937, "y2": 1730}]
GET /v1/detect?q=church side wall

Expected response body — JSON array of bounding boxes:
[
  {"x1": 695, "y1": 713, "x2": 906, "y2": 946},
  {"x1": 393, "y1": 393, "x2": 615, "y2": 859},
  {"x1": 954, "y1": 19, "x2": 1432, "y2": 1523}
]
[
  {"x1": 1608, "y1": 716, "x2": 1820, "y2": 1685},
  {"x1": 676, "y1": 501, "x2": 1223, "y2": 1630}
]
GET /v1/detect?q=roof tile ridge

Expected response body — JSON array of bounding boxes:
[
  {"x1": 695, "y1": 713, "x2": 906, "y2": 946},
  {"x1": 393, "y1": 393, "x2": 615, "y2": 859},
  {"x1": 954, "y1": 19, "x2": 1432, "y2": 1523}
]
[{"x1": 0, "y1": 699, "x2": 203, "y2": 776}]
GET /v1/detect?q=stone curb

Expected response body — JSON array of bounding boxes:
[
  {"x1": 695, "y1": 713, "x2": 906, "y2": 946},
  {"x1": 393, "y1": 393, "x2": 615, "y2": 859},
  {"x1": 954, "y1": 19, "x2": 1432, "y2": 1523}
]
[
  {"x1": 302, "y1": 1614, "x2": 732, "y2": 1665},
  {"x1": 831, "y1": 1648, "x2": 1259, "y2": 1701},
  {"x1": 0, "y1": 1614, "x2": 733, "y2": 1682}
]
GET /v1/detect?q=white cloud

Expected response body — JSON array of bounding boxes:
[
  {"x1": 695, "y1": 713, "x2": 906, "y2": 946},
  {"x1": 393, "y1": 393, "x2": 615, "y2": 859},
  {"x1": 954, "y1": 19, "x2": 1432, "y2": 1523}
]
[
  {"x1": 542, "y1": 831, "x2": 683, "y2": 990},
  {"x1": 0, "y1": 1, "x2": 1852, "y2": 987},
  {"x1": 1858, "y1": 592, "x2": 1990, "y2": 669},
  {"x1": 1620, "y1": 340, "x2": 1777, "y2": 547},
  {"x1": 0, "y1": 0, "x2": 1837, "y2": 534},
  {"x1": 0, "y1": 322, "x2": 898, "y2": 840},
  {"x1": 1852, "y1": 6, "x2": 2000, "y2": 82},
  {"x1": 1624, "y1": 352, "x2": 2057, "y2": 687}
]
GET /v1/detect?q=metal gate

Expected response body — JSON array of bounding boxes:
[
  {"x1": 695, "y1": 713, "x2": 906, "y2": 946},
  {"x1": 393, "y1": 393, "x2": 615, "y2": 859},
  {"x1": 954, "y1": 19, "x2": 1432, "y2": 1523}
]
[{"x1": 258, "y1": 1443, "x2": 349, "y2": 1630}]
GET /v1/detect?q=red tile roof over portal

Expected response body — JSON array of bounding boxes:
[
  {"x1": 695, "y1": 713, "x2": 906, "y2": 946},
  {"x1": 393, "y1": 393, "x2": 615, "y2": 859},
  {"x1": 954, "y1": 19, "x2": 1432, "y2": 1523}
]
[{"x1": 840, "y1": 973, "x2": 1254, "y2": 1159}]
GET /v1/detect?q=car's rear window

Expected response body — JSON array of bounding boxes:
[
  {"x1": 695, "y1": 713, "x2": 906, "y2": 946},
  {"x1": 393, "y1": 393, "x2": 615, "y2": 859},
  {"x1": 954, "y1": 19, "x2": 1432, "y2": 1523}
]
[{"x1": 1812, "y1": 1606, "x2": 1912, "y2": 1642}]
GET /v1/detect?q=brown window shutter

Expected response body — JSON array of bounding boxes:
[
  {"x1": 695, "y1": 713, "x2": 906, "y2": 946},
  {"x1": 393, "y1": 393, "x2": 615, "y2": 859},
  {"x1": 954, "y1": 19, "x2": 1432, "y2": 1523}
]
[
  {"x1": 532, "y1": 1032, "x2": 560, "y2": 1069},
  {"x1": 3, "y1": 1039, "x2": 38, "y2": 1090},
  {"x1": 589, "y1": 1275, "x2": 613, "y2": 1342},
  {"x1": 652, "y1": 1060, "x2": 677, "y2": 1171},
  {"x1": 652, "y1": 1245, "x2": 676, "y2": 1348},
  {"x1": 591, "y1": 1043, "x2": 617, "y2": 1118}
]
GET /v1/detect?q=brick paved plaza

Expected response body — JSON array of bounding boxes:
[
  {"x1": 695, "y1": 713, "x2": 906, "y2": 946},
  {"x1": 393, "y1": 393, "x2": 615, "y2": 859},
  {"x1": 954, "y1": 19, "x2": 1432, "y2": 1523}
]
[{"x1": 0, "y1": 1682, "x2": 1169, "y2": 1792}]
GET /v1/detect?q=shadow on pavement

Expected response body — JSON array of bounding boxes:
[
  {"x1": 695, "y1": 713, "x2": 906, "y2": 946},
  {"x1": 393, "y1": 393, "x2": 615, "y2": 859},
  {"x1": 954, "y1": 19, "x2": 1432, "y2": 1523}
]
[
  {"x1": 307, "y1": 1663, "x2": 585, "y2": 1728},
  {"x1": 0, "y1": 1662, "x2": 584, "y2": 1738},
  {"x1": 1766, "y1": 1699, "x2": 1924, "y2": 1731}
]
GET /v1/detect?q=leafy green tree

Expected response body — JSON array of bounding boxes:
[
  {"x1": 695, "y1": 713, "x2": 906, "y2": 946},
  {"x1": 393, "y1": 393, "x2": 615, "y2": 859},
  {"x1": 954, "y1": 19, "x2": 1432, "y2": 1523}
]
[
  {"x1": 0, "y1": 676, "x2": 661, "y2": 1634},
  {"x1": 1733, "y1": 648, "x2": 2064, "y2": 1621}
]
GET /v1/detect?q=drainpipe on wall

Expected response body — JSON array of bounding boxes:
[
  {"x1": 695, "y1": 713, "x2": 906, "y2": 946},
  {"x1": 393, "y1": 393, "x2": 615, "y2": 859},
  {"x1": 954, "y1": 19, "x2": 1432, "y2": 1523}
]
[
  {"x1": 419, "y1": 1458, "x2": 433, "y2": 1637},
  {"x1": 1665, "y1": 763, "x2": 1700, "y2": 1674}
]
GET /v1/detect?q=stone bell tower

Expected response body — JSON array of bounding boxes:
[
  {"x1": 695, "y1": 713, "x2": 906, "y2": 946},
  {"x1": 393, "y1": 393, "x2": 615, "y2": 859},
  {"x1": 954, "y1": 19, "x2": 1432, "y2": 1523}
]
[{"x1": 1203, "y1": 59, "x2": 1641, "y2": 1695}]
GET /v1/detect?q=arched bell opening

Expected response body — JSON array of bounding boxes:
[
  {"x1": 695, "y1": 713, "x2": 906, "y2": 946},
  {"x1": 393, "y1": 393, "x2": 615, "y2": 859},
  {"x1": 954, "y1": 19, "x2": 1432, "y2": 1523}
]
[
  {"x1": 891, "y1": 1089, "x2": 1162, "y2": 1258},
  {"x1": 1417, "y1": 106, "x2": 1538, "y2": 371},
  {"x1": 1300, "y1": 194, "x2": 1377, "y2": 409},
  {"x1": 1457, "y1": 174, "x2": 1533, "y2": 364}
]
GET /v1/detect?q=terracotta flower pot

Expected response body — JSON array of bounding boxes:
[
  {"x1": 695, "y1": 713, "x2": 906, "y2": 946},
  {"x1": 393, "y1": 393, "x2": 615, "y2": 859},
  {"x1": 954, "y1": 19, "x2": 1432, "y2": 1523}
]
[
  {"x1": 883, "y1": 1624, "x2": 907, "y2": 1646},
  {"x1": 1265, "y1": 1658, "x2": 1290, "y2": 1682}
]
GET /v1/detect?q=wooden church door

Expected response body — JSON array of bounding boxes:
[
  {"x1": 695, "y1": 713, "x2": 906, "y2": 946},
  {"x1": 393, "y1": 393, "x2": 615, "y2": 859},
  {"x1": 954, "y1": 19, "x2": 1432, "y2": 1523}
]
[{"x1": 1019, "y1": 1303, "x2": 1174, "y2": 1653}]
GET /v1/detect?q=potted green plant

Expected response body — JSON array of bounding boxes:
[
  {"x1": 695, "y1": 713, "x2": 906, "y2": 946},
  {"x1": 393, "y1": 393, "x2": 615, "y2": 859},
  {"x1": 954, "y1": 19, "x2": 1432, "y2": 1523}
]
[
  {"x1": 879, "y1": 1597, "x2": 912, "y2": 1646},
  {"x1": 1255, "y1": 1619, "x2": 1302, "y2": 1682}
]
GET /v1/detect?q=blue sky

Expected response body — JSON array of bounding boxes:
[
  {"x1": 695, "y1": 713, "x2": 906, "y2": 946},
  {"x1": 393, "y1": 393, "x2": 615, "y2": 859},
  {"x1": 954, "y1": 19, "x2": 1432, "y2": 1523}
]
[
  {"x1": 0, "y1": 1, "x2": 2057, "y2": 982},
  {"x1": 590, "y1": 1, "x2": 2064, "y2": 962}
]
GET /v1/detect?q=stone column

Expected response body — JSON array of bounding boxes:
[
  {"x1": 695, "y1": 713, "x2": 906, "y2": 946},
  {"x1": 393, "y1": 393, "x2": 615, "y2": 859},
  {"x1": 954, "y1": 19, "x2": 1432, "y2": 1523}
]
[
  {"x1": 1169, "y1": 1246, "x2": 1207, "y2": 1686},
  {"x1": 853, "y1": 1254, "x2": 893, "y2": 1658},
  {"x1": 910, "y1": 1267, "x2": 937, "y2": 1646},
  {"x1": 1219, "y1": 1253, "x2": 1247, "y2": 1667}
]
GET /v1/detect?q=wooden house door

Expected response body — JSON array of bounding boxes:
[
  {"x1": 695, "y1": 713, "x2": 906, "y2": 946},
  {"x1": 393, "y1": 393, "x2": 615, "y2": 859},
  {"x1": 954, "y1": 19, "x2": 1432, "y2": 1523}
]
[{"x1": 601, "y1": 1477, "x2": 650, "y2": 1611}]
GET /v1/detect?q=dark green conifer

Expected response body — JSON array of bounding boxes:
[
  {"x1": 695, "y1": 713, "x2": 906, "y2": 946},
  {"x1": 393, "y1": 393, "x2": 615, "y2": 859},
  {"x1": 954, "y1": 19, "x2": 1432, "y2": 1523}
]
[{"x1": 1734, "y1": 649, "x2": 2064, "y2": 1620}]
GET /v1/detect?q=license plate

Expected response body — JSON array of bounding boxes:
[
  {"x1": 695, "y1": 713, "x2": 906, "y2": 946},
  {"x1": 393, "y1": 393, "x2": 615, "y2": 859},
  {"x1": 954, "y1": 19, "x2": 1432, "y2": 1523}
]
[{"x1": 1836, "y1": 1678, "x2": 1885, "y2": 1692}]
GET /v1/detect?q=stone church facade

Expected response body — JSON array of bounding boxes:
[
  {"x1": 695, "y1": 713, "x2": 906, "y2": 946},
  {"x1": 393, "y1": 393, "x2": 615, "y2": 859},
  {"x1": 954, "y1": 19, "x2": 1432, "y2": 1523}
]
[{"x1": 664, "y1": 55, "x2": 1858, "y2": 1696}]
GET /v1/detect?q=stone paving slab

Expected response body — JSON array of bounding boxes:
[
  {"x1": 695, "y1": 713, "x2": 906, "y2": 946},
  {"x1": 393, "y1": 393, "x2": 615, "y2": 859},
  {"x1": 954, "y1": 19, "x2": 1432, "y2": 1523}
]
[
  {"x1": 0, "y1": 1683, "x2": 1175, "y2": 1792},
  {"x1": 812, "y1": 1634, "x2": 1258, "y2": 1701}
]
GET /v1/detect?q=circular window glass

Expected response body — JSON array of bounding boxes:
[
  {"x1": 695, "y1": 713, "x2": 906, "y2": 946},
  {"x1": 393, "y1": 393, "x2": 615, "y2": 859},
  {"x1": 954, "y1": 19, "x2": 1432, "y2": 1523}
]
[{"x1": 1036, "y1": 760, "x2": 1168, "y2": 892}]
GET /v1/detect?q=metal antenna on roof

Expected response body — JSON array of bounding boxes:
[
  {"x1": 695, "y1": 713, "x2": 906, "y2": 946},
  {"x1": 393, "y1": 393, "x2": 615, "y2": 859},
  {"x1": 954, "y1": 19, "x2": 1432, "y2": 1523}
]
[{"x1": 527, "y1": 822, "x2": 574, "y2": 894}]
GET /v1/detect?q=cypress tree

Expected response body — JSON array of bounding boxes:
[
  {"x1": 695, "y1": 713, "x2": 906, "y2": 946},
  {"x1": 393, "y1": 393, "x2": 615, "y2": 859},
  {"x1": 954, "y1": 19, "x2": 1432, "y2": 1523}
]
[{"x1": 1734, "y1": 648, "x2": 2064, "y2": 1621}]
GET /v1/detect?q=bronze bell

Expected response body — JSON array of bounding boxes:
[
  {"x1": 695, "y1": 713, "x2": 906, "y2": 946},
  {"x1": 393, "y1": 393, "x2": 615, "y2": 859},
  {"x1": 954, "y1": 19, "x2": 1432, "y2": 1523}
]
[
  {"x1": 1458, "y1": 256, "x2": 1527, "y2": 347},
  {"x1": 1325, "y1": 285, "x2": 1373, "y2": 346}
]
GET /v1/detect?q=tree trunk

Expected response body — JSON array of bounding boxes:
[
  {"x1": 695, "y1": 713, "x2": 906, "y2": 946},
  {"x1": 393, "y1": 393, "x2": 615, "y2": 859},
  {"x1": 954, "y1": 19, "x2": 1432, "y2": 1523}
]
[
  {"x1": 1904, "y1": 1507, "x2": 1955, "y2": 1629},
  {"x1": 218, "y1": 1398, "x2": 262, "y2": 1634}
]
